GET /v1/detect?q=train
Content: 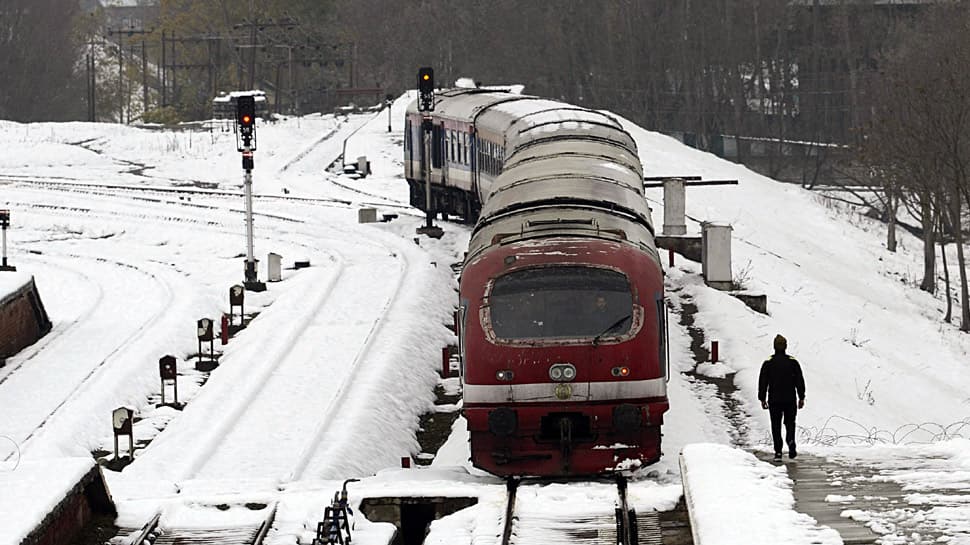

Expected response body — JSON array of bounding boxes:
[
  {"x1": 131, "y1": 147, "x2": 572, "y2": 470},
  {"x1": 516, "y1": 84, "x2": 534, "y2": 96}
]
[{"x1": 405, "y1": 88, "x2": 669, "y2": 477}]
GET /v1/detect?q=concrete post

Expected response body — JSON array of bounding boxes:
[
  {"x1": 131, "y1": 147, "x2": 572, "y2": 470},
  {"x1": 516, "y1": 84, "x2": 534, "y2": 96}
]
[
  {"x1": 701, "y1": 222, "x2": 733, "y2": 290},
  {"x1": 662, "y1": 179, "x2": 687, "y2": 236}
]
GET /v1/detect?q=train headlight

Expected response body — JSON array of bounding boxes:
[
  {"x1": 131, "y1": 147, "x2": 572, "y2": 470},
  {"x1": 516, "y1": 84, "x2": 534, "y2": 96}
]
[
  {"x1": 488, "y1": 408, "x2": 517, "y2": 437},
  {"x1": 611, "y1": 366, "x2": 631, "y2": 377},
  {"x1": 549, "y1": 363, "x2": 576, "y2": 382},
  {"x1": 496, "y1": 370, "x2": 514, "y2": 381}
]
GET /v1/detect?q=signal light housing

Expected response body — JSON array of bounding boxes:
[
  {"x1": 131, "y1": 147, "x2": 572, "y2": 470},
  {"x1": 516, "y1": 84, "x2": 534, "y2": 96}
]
[
  {"x1": 237, "y1": 95, "x2": 256, "y2": 138},
  {"x1": 417, "y1": 67, "x2": 434, "y2": 112}
]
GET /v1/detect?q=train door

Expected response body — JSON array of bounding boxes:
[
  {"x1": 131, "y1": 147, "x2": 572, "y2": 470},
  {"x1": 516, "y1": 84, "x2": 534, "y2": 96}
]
[
  {"x1": 405, "y1": 118, "x2": 412, "y2": 178},
  {"x1": 656, "y1": 292, "x2": 669, "y2": 381},
  {"x1": 457, "y1": 300, "x2": 468, "y2": 381}
]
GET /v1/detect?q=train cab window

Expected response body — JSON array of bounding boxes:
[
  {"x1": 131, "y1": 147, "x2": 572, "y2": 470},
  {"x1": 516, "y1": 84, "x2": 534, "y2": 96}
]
[{"x1": 488, "y1": 266, "x2": 634, "y2": 341}]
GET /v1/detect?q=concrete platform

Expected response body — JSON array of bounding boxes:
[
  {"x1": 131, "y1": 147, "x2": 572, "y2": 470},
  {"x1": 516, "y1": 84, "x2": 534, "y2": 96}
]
[
  {"x1": 2, "y1": 458, "x2": 114, "y2": 545},
  {"x1": 0, "y1": 274, "x2": 51, "y2": 362},
  {"x1": 754, "y1": 452, "x2": 891, "y2": 544}
]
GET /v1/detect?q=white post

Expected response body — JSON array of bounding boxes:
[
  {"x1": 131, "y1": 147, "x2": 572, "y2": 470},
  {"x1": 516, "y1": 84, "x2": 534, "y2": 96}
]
[
  {"x1": 662, "y1": 178, "x2": 687, "y2": 236},
  {"x1": 1, "y1": 227, "x2": 7, "y2": 268},
  {"x1": 244, "y1": 149, "x2": 256, "y2": 283},
  {"x1": 424, "y1": 127, "x2": 433, "y2": 228},
  {"x1": 702, "y1": 222, "x2": 733, "y2": 290}
]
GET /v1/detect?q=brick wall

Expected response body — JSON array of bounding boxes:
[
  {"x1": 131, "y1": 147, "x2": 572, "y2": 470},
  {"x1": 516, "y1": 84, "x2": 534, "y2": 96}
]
[
  {"x1": 0, "y1": 277, "x2": 51, "y2": 361},
  {"x1": 20, "y1": 466, "x2": 116, "y2": 545}
]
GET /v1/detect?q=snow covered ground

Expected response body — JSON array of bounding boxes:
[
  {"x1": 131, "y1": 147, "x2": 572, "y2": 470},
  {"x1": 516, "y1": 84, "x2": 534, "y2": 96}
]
[{"x1": 1, "y1": 90, "x2": 969, "y2": 544}]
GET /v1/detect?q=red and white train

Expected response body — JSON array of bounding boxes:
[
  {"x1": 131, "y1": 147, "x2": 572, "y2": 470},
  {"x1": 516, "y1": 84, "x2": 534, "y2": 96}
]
[{"x1": 405, "y1": 88, "x2": 669, "y2": 477}]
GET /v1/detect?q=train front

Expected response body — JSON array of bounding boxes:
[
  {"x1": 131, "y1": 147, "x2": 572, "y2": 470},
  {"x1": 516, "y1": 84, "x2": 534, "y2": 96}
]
[{"x1": 460, "y1": 231, "x2": 668, "y2": 477}]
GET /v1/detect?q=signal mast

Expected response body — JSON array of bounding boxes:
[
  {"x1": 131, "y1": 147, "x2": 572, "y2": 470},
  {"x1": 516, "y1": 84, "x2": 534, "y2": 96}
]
[{"x1": 234, "y1": 94, "x2": 265, "y2": 291}]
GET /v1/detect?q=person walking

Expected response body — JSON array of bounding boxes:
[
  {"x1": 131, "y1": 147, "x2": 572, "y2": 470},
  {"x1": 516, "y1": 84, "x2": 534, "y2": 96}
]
[{"x1": 758, "y1": 334, "x2": 806, "y2": 461}]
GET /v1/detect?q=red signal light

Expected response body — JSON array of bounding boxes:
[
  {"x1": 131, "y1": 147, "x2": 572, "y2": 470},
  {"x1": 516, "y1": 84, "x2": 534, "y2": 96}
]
[{"x1": 242, "y1": 115, "x2": 252, "y2": 124}]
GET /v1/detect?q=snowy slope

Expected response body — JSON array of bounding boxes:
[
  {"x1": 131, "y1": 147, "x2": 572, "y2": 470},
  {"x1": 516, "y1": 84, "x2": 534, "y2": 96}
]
[{"x1": 1, "y1": 91, "x2": 969, "y2": 544}]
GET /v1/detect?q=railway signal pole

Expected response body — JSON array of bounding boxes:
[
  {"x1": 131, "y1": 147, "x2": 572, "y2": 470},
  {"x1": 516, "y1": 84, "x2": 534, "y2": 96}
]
[
  {"x1": 234, "y1": 94, "x2": 266, "y2": 291},
  {"x1": 416, "y1": 67, "x2": 443, "y2": 238}
]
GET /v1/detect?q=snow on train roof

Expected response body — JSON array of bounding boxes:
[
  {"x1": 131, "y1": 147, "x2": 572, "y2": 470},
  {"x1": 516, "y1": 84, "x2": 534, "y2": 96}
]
[
  {"x1": 489, "y1": 98, "x2": 619, "y2": 126},
  {"x1": 425, "y1": 89, "x2": 519, "y2": 120}
]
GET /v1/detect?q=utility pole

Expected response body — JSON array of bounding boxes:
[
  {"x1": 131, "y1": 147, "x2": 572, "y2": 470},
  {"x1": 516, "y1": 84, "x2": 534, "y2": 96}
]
[
  {"x1": 234, "y1": 15, "x2": 298, "y2": 92},
  {"x1": 87, "y1": 39, "x2": 97, "y2": 122},
  {"x1": 249, "y1": 0, "x2": 257, "y2": 89},
  {"x1": 107, "y1": 26, "x2": 151, "y2": 123},
  {"x1": 161, "y1": 30, "x2": 167, "y2": 107},
  {"x1": 142, "y1": 39, "x2": 148, "y2": 114},
  {"x1": 117, "y1": 30, "x2": 124, "y2": 122}
]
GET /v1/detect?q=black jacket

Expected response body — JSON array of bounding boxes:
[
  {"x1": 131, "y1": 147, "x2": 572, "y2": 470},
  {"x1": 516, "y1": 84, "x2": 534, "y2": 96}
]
[{"x1": 758, "y1": 353, "x2": 806, "y2": 405}]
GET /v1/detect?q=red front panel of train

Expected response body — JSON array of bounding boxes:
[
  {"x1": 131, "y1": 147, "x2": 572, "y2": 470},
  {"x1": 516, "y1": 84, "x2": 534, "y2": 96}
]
[{"x1": 460, "y1": 238, "x2": 668, "y2": 476}]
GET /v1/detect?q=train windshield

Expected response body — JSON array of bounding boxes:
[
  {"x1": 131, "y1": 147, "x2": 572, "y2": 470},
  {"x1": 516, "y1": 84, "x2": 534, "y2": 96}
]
[{"x1": 489, "y1": 266, "x2": 633, "y2": 340}]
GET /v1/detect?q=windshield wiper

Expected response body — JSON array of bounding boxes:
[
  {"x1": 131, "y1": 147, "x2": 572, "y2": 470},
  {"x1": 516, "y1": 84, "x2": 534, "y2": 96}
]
[{"x1": 592, "y1": 314, "x2": 631, "y2": 346}]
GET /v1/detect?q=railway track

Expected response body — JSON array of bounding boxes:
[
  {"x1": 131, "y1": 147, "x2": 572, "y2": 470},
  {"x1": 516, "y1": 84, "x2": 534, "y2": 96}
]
[
  {"x1": 501, "y1": 477, "x2": 664, "y2": 545},
  {"x1": 0, "y1": 251, "x2": 177, "y2": 461},
  {"x1": 118, "y1": 504, "x2": 277, "y2": 545}
]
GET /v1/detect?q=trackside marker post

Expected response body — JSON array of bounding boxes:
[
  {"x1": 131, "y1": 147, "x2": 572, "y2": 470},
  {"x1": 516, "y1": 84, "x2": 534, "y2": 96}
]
[
  {"x1": 112, "y1": 407, "x2": 134, "y2": 460},
  {"x1": 229, "y1": 284, "x2": 245, "y2": 326},
  {"x1": 441, "y1": 347, "x2": 451, "y2": 378},
  {"x1": 221, "y1": 313, "x2": 229, "y2": 345},
  {"x1": 711, "y1": 340, "x2": 719, "y2": 363},
  {"x1": 158, "y1": 355, "x2": 182, "y2": 408},
  {"x1": 0, "y1": 210, "x2": 15, "y2": 271},
  {"x1": 197, "y1": 318, "x2": 215, "y2": 370}
]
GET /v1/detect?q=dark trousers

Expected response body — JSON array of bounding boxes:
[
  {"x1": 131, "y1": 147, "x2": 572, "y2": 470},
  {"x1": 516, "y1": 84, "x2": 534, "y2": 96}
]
[{"x1": 769, "y1": 402, "x2": 797, "y2": 454}]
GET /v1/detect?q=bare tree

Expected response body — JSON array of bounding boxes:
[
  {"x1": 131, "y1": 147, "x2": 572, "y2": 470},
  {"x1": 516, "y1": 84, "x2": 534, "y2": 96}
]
[{"x1": 862, "y1": 3, "x2": 970, "y2": 330}]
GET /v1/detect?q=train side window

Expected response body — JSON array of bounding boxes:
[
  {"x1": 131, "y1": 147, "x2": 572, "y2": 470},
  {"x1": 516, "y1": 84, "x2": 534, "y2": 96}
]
[
  {"x1": 477, "y1": 137, "x2": 483, "y2": 171},
  {"x1": 403, "y1": 121, "x2": 409, "y2": 159},
  {"x1": 431, "y1": 125, "x2": 442, "y2": 168}
]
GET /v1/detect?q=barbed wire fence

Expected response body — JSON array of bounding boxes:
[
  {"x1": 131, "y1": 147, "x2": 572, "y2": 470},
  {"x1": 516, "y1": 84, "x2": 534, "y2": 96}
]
[{"x1": 756, "y1": 416, "x2": 970, "y2": 448}]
